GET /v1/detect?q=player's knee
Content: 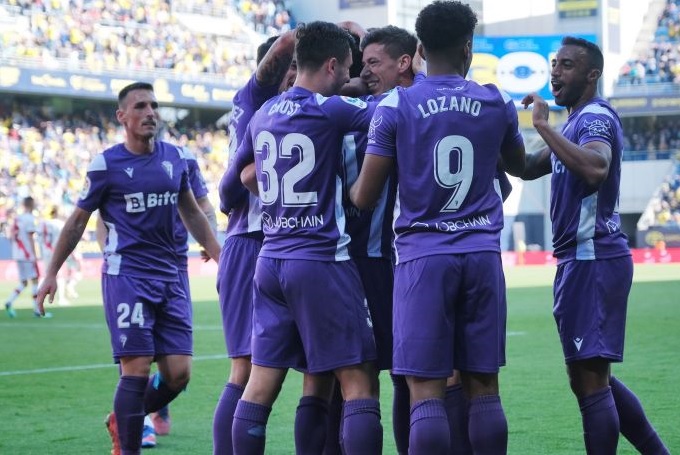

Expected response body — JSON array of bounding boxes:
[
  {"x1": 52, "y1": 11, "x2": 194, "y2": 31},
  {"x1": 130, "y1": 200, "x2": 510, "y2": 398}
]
[
  {"x1": 228, "y1": 357, "x2": 252, "y2": 386},
  {"x1": 460, "y1": 372, "x2": 499, "y2": 398},
  {"x1": 163, "y1": 369, "x2": 191, "y2": 391},
  {"x1": 336, "y1": 362, "x2": 379, "y2": 401},
  {"x1": 302, "y1": 372, "x2": 335, "y2": 400},
  {"x1": 566, "y1": 358, "x2": 610, "y2": 398}
]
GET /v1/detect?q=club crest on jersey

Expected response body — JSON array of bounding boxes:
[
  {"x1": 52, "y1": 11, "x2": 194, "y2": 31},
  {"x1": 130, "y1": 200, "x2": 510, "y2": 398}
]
[
  {"x1": 584, "y1": 118, "x2": 611, "y2": 137},
  {"x1": 340, "y1": 96, "x2": 367, "y2": 109},
  {"x1": 162, "y1": 161, "x2": 173, "y2": 179},
  {"x1": 368, "y1": 115, "x2": 383, "y2": 140}
]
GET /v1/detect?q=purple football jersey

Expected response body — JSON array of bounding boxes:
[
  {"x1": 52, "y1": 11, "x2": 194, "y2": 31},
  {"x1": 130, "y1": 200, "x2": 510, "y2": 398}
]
[
  {"x1": 223, "y1": 74, "x2": 279, "y2": 237},
  {"x1": 233, "y1": 86, "x2": 375, "y2": 261},
  {"x1": 176, "y1": 148, "x2": 210, "y2": 271},
  {"x1": 550, "y1": 98, "x2": 629, "y2": 263},
  {"x1": 78, "y1": 141, "x2": 189, "y2": 280},
  {"x1": 342, "y1": 93, "x2": 395, "y2": 259},
  {"x1": 366, "y1": 75, "x2": 524, "y2": 264}
]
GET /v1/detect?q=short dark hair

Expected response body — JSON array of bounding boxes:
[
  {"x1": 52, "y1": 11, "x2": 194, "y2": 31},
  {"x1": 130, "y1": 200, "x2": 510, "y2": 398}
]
[
  {"x1": 562, "y1": 36, "x2": 604, "y2": 73},
  {"x1": 257, "y1": 35, "x2": 279, "y2": 65},
  {"x1": 118, "y1": 82, "x2": 154, "y2": 106},
  {"x1": 295, "y1": 21, "x2": 353, "y2": 72},
  {"x1": 360, "y1": 25, "x2": 417, "y2": 61},
  {"x1": 416, "y1": 1, "x2": 478, "y2": 53},
  {"x1": 348, "y1": 31, "x2": 363, "y2": 78}
]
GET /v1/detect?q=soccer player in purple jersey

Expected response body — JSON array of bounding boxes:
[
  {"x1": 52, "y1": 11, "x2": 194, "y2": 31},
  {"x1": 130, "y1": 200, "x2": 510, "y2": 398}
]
[
  {"x1": 335, "y1": 24, "x2": 418, "y2": 455},
  {"x1": 93, "y1": 145, "x2": 216, "y2": 449},
  {"x1": 520, "y1": 37, "x2": 670, "y2": 455},
  {"x1": 213, "y1": 31, "x2": 297, "y2": 455},
  {"x1": 228, "y1": 21, "x2": 382, "y2": 455},
  {"x1": 351, "y1": 2, "x2": 526, "y2": 453},
  {"x1": 36, "y1": 82, "x2": 222, "y2": 455}
]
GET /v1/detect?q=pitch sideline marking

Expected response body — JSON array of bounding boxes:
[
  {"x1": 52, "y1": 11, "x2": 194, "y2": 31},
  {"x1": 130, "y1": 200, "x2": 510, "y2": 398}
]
[
  {"x1": 0, "y1": 333, "x2": 526, "y2": 377},
  {"x1": 0, "y1": 322, "x2": 224, "y2": 330},
  {"x1": 0, "y1": 354, "x2": 227, "y2": 377}
]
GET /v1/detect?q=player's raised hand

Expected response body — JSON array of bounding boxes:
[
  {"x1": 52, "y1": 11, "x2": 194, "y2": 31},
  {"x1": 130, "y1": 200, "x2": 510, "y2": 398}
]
[
  {"x1": 36, "y1": 275, "x2": 57, "y2": 316},
  {"x1": 412, "y1": 43, "x2": 426, "y2": 75},
  {"x1": 521, "y1": 92, "x2": 550, "y2": 128}
]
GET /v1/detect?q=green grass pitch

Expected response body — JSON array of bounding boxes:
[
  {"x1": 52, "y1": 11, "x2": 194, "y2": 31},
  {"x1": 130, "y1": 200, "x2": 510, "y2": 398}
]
[{"x1": 1, "y1": 264, "x2": 678, "y2": 454}]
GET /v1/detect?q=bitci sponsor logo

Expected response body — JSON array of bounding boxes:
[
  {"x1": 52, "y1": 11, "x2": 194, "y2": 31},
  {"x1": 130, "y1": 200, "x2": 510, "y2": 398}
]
[{"x1": 124, "y1": 192, "x2": 178, "y2": 213}]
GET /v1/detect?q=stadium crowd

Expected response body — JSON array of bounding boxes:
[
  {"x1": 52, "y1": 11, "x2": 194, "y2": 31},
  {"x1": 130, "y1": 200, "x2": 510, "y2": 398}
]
[
  {"x1": 0, "y1": 0, "x2": 294, "y2": 85},
  {"x1": 234, "y1": 0, "x2": 294, "y2": 35},
  {"x1": 623, "y1": 116, "x2": 680, "y2": 158},
  {"x1": 617, "y1": 0, "x2": 680, "y2": 85},
  {"x1": 0, "y1": 99, "x2": 227, "y2": 233},
  {"x1": 651, "y1": 162, "x2": 680, "y2": 226}
]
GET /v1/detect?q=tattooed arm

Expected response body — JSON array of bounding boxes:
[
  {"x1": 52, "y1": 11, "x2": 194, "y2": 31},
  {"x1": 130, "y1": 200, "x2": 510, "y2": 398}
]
[
  {"x1": 256, "y1": 30, "x2": 296, "y2": 87},
  {"x1": 336, "y1": 21, "x2": 367, "y2": 40}
]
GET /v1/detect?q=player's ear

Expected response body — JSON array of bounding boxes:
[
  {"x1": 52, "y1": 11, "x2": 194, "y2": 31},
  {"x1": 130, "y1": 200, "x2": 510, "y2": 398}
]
[
  {"x1": 327, "y1": 57, "x2": 338, "y2": 76},
  {"x1": 115, "y1": 109, "x2": 124, "y2": 124},
  {"x1": 398, "y1": 54, "x2": 412, "y2": 74},
  {"x1": 463, "y1": 40, "x2": 472, "y2": 62},
  {"x1": 587, "y1": 68, "x2": 601, "y2": 83}
]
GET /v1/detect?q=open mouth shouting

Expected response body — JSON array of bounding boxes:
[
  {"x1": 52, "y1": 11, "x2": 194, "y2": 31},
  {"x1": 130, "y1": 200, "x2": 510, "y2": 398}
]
[{"x1": 551, "y1": 80, "x2": 564, "y2": 98}]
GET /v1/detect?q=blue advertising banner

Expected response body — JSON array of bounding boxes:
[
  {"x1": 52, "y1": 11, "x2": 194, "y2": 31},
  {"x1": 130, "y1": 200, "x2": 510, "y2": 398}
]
[
  {"x1": 0, "y1": 64, "x2": 238, "y2": 109},
  {"x1": 470, "y1": 34, "x2": 597, "y2": 107}
]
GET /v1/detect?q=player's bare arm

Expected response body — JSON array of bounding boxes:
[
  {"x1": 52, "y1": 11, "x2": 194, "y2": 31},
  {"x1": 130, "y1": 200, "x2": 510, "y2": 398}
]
[
  {"x1": 256, "y1": 30, "x2": 295, "y2": 87},
  {"x1": 178, "y1": 190, "x2": 221, "y2": 262},
  {"x1": 340, "y1": 77, "x2": 369, "y2": 97},
  {"x1": 36, "y1": 207, "x2": 91, "y2": 311},
  {"x1": 521, "y1": 146, "x2": 553, "y2": 180},
  {"x1": 94, "y1": 213, "x2": 106, "y2": 251},
  {"x1": 336, "y1": 20, "x2": 367, "y2": 39},
  {"x1": 196, "y1": 195, "x2": 217, "y2": 262},
  {"x1": 240, "y1": 163, "x2": 258, "y2": 195},
  {"x1": 500, "y1": 143, "x2": 526, "y2": 178},
  {"x1": 522, "y1": 92, "x2": 611, "y2": 187},
  {"x1": 197, "y1": 196, "x2": 217, "y2": 234},
  {"x1": 350, "y1": 154, "x2": 394, "y2": 210},
  {"x1": 412, "y1": 43, "x2": 426, "y2": 76}
]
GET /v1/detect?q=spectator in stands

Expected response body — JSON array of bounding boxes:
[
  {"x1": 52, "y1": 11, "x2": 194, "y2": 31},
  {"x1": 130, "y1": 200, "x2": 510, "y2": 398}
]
[
  {"x1": 652, "y1": 172, "x2": 680, "y2": 226},
  {"x1": 0, "y1": 0, "x2": 295, "y2": 85},
  {"x1": 617, "y1": 0, "x2": 680, "y2": 86},
  {"x1": 0, "y1": 96, "x2": 228, "y2": 238}
]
